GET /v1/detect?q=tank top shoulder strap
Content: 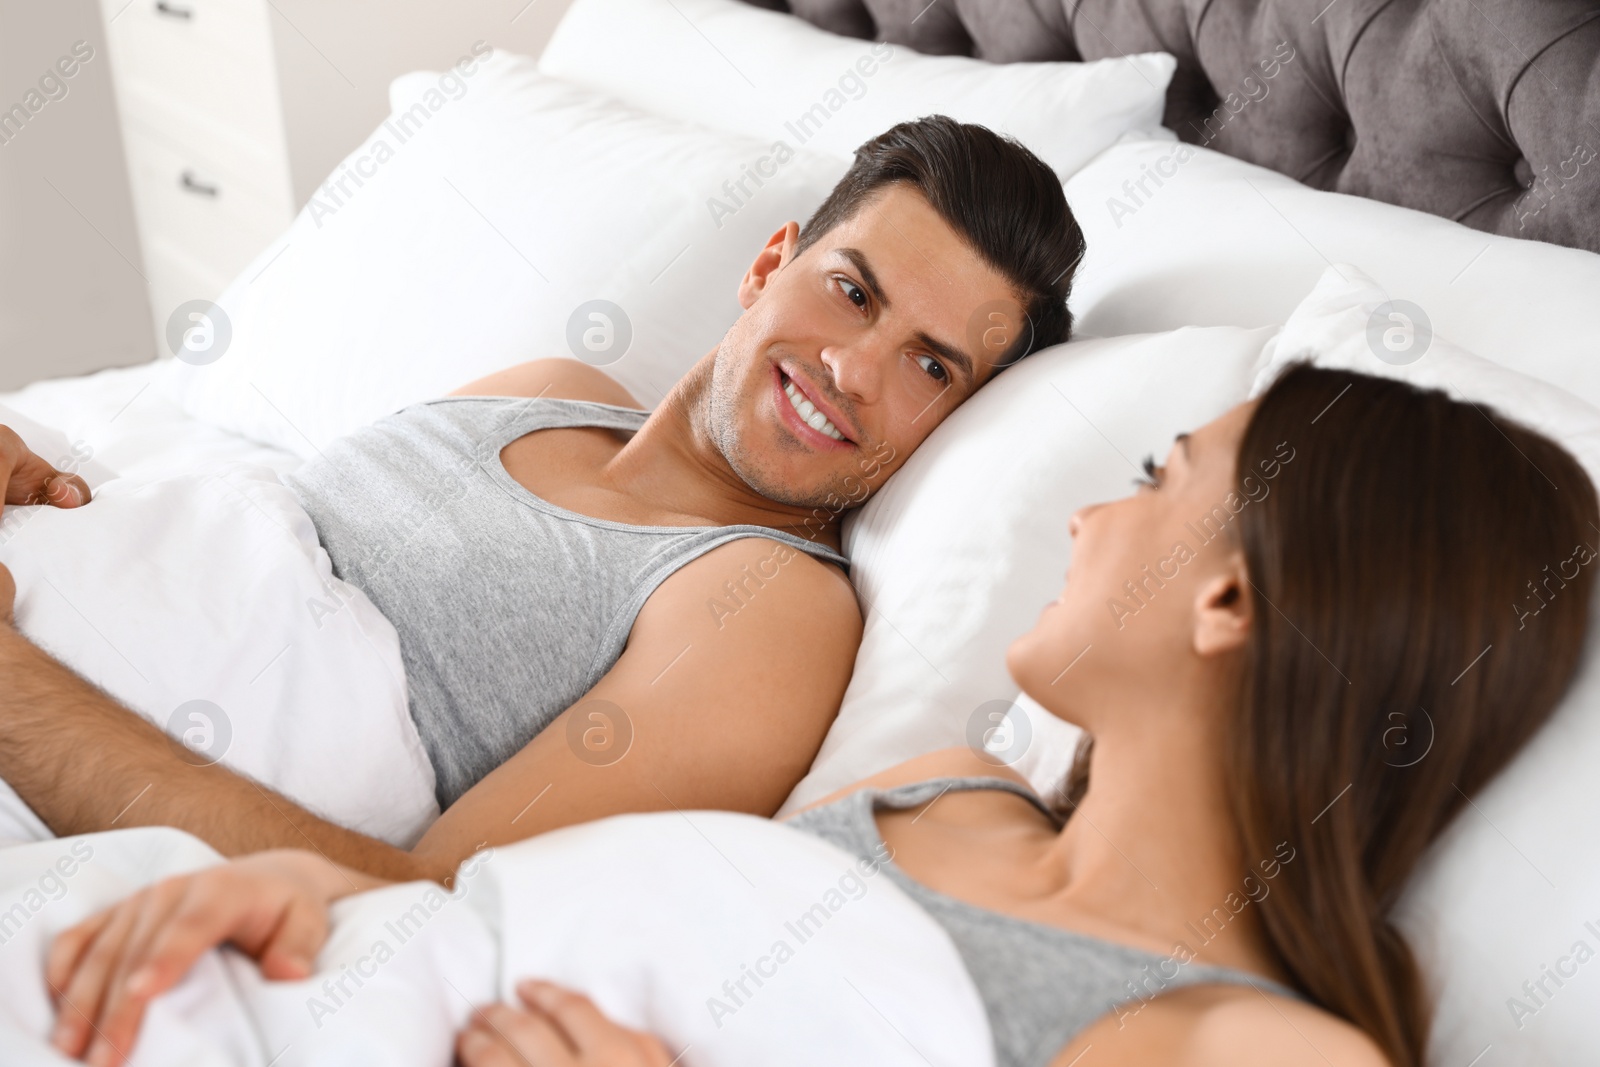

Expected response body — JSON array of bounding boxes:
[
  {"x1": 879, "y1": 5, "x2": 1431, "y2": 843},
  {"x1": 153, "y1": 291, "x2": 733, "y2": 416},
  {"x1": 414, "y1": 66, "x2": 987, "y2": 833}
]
[
  {"x1": 862, "y1": 775, "x2": 1308, "y2": 1006},
  {"x1": 873, "y1": 775, "x2": 1065, "y2": 829},
  {"x1": 417, "y1": 395, "x2": 849, "y2": 570},
  {"x1": 422, "y1": 394, "x2": 649, "y2": 442}
]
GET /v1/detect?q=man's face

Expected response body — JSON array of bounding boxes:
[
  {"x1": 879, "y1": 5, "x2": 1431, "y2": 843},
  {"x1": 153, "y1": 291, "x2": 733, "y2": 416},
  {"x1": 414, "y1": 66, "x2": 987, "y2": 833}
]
[{"x1": 706, "y1": 182, "x2": 1027, "y2": 511}]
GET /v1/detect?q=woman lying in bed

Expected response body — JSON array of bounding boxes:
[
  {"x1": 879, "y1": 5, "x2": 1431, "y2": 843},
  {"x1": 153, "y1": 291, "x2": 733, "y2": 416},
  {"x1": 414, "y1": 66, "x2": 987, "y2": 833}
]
[{"x1": 44, "y1": 364, "x2": 1596, "y2": 1067}]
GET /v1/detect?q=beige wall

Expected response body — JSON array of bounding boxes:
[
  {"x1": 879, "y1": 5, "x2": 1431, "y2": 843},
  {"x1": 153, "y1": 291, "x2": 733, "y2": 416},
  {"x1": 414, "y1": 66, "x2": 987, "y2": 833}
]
[
  {"x1": 266, "y1": 0, "x2": 576, "y2": 210},
  {"x1": 0, "y1": 0, "x2": 574, "y2": 391},
  {"x1": 0, "y1": 0, "x2": 152, "y2": 391}
]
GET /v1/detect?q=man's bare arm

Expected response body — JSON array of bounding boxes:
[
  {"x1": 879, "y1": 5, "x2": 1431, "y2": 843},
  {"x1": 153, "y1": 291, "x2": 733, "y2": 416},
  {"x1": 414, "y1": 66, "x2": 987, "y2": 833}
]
[
  {"x1": 405, "y1": 535, "x2": 861, "y2": 867},
  {"x1": 0, "y1": 620, "x2": 433, "y2": 883},
  {"x1": 0, "y1": 536, "x2": 860, "y2": 883}
]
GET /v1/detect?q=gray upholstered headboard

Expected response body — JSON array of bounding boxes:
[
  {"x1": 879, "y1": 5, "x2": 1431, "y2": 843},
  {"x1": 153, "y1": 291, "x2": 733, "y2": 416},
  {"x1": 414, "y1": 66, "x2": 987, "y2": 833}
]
[{"x1": 738, "y1": 0, "x2": 1600, "y2": 254}]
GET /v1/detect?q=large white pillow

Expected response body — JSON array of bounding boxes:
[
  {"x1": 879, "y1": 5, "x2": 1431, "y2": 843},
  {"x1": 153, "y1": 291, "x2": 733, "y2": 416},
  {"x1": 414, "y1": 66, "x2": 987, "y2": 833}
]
[
  {"x1": 164, "y1": 52, "x2": 849, "y2": 456},
  {"x1": 1251, "y1": 265, "x2": 1600, "y2": 479},
  {"x1": 1251, "y1": 265, "x2": 1600, "y2": 1065},
  {"x1": 1063, "y1": 133, "x2": 1600, "y2": 410},
  {"x1": 538, "y1": 0, "x2": 1174, "y2": 180},
  {"x1": 777, "y1": 322, "x2": 1279, "y2": 812}
]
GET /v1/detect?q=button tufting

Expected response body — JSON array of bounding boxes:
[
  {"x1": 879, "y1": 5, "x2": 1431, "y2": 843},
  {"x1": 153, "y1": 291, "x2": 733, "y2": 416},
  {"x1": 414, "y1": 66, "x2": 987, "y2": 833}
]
[{"x1": 746, "y1": 0, "x2": 1599, "y2": 252}]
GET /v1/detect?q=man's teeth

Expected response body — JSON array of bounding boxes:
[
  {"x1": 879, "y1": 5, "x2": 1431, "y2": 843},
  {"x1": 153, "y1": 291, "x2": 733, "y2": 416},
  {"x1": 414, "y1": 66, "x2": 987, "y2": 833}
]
[{"x1": 783, "y1": 377, "x2": 845, "y2": 441}]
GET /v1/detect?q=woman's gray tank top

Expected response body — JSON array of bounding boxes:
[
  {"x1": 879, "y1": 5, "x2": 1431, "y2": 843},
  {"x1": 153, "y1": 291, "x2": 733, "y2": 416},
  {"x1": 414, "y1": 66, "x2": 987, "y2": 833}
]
[
  {"x1": 786, "y1": 776, "x2": 1304, "y2": 1067},
  {"x1": 284, "y1": 395, "x2": 848, "y2": 808}
]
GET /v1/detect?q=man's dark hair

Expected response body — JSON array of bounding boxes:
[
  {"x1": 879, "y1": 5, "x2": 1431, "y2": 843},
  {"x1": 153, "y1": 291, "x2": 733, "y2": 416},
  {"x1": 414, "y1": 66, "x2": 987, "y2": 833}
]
[{"x1": 795, "y1": 114, "x2": 1085, "y2": 373}]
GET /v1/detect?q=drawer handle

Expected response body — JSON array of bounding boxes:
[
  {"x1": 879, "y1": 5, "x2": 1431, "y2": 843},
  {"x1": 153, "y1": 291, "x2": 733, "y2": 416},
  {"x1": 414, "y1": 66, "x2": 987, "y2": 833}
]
[
  {"x1": 180, "y1": 170, "x2": 219, "y2": 197},
  {"x1": 155, "y1": 1, "x2": 194, "y2": 18}
]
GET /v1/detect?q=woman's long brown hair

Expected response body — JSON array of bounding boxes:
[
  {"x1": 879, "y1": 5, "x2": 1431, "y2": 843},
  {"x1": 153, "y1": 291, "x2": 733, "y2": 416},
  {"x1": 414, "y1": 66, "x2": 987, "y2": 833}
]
[{"x1": 1230, "y1": 364, "x2": 1598, "y2": 1064}]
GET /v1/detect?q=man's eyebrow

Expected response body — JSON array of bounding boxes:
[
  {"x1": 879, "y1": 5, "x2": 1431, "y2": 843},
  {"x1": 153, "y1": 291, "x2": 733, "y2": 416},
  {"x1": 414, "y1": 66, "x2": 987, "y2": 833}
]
[
  {"x1": 1176, "y1": 432, "x2": 1192, "y2": 459},
  {"x1": 837, "y1": 247, "x2": 891, "y2": 311},
  {"x1": 835, "y1": 246, "x2": 977, "y2": 387},
  {"x1": 913, "y1": 329, "x2": 977, "y2": 388}
]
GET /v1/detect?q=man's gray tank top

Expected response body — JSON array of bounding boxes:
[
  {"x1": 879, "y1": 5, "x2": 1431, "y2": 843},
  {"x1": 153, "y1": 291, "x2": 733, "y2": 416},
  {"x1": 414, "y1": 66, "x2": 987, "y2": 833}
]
[
  {"x1": 284, "y1": 395, "x2": 849, "y2": 808},
  {"x1": 786, "y1": 776, "x2": 1305, "y2": 1067}
]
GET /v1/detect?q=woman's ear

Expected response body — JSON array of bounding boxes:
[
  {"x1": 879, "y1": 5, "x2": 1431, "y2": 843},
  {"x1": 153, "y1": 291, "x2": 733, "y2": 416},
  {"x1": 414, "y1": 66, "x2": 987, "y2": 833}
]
[
  {"x1": 1192, "y1": 553, "x2": 1252, "y2": 657},
  {"x1": 737, "y1": 221, "x2": 800, "y2": 309}
]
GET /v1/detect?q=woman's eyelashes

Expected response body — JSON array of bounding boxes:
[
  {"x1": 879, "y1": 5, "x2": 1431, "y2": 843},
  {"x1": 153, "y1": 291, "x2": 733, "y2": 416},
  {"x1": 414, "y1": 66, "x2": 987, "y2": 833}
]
[{"x1": 1136, "y1": 454, "x2": 1164, "y2": 489}]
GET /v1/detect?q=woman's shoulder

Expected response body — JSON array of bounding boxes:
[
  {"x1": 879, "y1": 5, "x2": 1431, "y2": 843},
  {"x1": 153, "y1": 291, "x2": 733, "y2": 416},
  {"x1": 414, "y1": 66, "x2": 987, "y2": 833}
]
[
  {"x1": 1182, "y1": 990, "x2": 1391, "y2": 1067},
  {"x1": 1066, "y1": 984, "x2": 1391, "y2": 1067},
  {"x1": 785, "y1": 747, "x2": 1036, "y2": 818}
]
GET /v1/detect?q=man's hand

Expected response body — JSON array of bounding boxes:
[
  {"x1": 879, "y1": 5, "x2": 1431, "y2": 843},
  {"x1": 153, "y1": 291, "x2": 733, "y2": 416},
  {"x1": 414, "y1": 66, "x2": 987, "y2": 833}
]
[
  {"x1": 458, "y1": 981, "x2": 675, "y2": 1067},
  {"x1": 0, "y1": 561, "x2": 13, "y2": 627},
  {"x1": 0, "y1": 424, "x2": 91, "y2": 521}
]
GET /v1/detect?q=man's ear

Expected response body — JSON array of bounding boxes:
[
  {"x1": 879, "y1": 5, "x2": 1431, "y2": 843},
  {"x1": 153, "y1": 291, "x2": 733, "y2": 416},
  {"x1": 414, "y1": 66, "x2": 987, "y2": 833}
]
[
  {"x1": 1192, "y1": 554, "x2": 1252, "y2": 657},
  {"x1": 737, "y1": 221, "x2": 800, "y2": 309}
]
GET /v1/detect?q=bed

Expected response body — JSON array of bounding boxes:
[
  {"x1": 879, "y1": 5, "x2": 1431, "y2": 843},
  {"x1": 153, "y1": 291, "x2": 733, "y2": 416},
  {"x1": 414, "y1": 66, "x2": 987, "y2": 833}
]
[{"x1": 2, "y1": 0, "x2": 1599, "y2": 1062}]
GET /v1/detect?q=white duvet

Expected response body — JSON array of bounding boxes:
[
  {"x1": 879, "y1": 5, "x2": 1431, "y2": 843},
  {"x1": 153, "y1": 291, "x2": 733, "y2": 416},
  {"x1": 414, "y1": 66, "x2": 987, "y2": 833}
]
[
  {"x1": 0, "y1": 426, "x2": 439, "y2": 847},
  {"x1": 0, "y1": 402, "x2": 993, "y2": 1064},
  {"x1": 0, "y1": 815, "x2": 994, "y2": 1066}
]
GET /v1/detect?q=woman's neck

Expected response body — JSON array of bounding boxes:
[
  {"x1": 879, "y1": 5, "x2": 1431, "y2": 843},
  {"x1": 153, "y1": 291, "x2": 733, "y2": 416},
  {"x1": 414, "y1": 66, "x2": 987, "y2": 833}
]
[{"x1": 1043, "y1": 696, "x2": 1285, "y2": 979}]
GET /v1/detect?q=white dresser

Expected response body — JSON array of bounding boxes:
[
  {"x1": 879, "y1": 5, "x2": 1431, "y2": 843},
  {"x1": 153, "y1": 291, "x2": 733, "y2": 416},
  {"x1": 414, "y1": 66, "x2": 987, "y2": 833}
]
[{"x1": 97, "y1": 0, "x2": 298, "y2": 352}]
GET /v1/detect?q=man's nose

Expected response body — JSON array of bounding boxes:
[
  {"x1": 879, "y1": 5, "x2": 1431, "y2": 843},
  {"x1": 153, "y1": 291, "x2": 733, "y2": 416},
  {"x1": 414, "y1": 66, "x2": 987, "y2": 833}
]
[
  {"x1": 1068, "y1": 505, "x2": 1094, "y2": 538},
  {"x1": 819, "y1": 342, "x2": 883, "y2": 405}
]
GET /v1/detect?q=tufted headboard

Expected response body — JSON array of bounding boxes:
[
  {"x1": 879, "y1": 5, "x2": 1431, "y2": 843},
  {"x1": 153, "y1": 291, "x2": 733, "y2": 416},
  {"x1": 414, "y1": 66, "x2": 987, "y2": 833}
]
[{"x1": 738, "y1": 0, "x2": 1600, "y2": 253}]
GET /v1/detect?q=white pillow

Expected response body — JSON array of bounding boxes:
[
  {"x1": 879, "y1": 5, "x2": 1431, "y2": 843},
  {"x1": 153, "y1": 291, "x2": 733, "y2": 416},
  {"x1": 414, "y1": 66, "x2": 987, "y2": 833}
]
[
  {"x1": 164, "y1": 52, "x2": 849, "y2": 456},
  {"x1": 1064, "y1": 134, "x2": 1600, "y2": 410},
  {"x1": 1250, "y1": 265, "x2": 1600, "y2": 480},
  {"x1": 538, "y1": 0, "x2": 1174, "y2": 180},
  {"x1": 778, "y1": 323, "x2": 1279, "y2": 812},
  {"x1": 1252, "y1": 265, "x2": 1600, "y2": 1065}
]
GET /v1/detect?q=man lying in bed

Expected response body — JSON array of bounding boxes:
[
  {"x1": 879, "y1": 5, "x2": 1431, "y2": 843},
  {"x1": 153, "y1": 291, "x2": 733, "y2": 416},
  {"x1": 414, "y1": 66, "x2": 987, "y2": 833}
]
[{"x1": 0, "y1": 115, "x2": 1085, "y2": 884}]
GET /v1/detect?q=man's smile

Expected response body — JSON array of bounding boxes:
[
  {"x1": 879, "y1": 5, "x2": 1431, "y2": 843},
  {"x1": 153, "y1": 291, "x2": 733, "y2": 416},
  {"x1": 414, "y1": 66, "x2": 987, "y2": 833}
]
[{"x1": 773, "y1": 365, "x2": 856, "y2": 450}]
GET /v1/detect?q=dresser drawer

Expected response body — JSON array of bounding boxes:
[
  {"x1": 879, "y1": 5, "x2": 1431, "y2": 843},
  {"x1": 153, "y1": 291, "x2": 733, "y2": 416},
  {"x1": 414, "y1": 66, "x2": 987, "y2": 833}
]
[
  {"x1": 102, "y1": 0, "x2": 288, "y2": 181},
  {"x1": 122, "y1": 122, "x2": 289, "y2": 309},
  {"x1": 143, "y1": 238, "x2": 233, "y2": 351}
]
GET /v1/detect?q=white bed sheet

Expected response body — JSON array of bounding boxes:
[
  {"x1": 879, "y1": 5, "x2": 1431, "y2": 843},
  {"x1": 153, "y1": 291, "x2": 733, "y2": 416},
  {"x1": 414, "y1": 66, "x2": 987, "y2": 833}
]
[{"x1": 0, "y1": 360, "x2": 301, "y2": 484}]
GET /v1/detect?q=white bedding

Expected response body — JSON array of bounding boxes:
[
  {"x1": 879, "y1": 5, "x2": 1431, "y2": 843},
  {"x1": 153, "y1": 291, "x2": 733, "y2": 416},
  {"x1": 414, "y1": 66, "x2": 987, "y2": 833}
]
[
  {"x1": 0, "y1": 816, "x2": 992, "y2": 1067},
  {"x1": 5, "y1": 26, "x2": 1600, "y2": 1054},
  {"x1": 0, "y1": 362, "x2": 301, "y2": 484},
  {"x1": 0, "y1": 366, "x2": 438, "y2": 849},
  {"x1": 0, "y1": 365, "x2": 998, "y2": 1065}
]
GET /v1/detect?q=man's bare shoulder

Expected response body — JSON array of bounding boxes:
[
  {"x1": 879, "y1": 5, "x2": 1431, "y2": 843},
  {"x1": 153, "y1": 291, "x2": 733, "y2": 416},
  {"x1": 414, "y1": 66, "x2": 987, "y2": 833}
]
[
  {"x1": 567, "y1": 536, "x2": 859, "y2": 814},
  {"x1": 628, "y1": 535, "x2": 861, "y2": 708},
  {"x1": 448, "y1": 358, "x2": 644, "y2": 408},
  {"x1": 641, "y1": 535, "x2": 859, "y2": 644}
]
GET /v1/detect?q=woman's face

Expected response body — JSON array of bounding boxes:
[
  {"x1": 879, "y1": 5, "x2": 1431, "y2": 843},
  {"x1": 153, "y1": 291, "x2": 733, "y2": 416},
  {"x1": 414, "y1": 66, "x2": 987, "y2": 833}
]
[{"x1": 1006, "y1": 400, "x2": 1260, "y2": 723}]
